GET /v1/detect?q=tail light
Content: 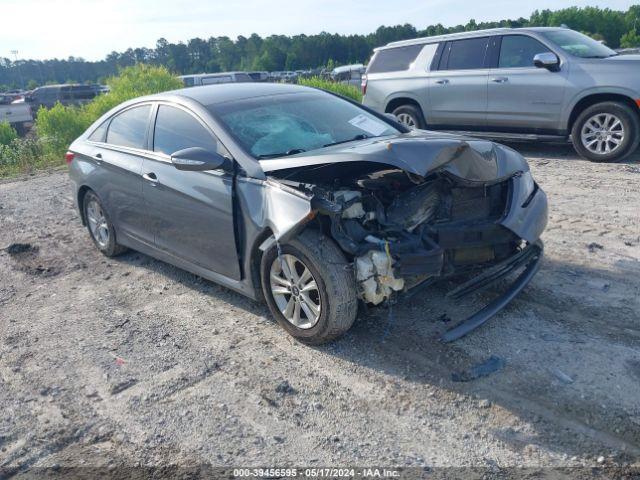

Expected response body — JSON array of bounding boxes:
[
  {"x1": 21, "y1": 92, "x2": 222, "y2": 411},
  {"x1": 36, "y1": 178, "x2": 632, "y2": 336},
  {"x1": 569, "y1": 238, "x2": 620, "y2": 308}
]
[
  {"x1": 361, "y1": 74, "x2": 367, "y2": 96},
  {"x1": 65, "y1": 151, "x2": 75, "y2": 164}
]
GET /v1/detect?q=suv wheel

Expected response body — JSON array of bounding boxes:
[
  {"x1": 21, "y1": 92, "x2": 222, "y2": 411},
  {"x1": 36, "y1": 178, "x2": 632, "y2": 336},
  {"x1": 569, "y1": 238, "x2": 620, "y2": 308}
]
[
  {"x1": 260, "y1": 229, "x2": 358, "y2": 345},
  {"x1": 391, "y1": 104, "x2": 426, "y2": 129},
  {"x1": 83, "y1": 191, "x2": 127, "y2": 257},
  {"x1": 572, "y1": 101, "x2": 640, "y2": 162}
]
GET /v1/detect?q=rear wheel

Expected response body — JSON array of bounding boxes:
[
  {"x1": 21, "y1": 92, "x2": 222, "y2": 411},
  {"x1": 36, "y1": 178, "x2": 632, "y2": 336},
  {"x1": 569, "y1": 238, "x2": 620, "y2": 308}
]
[
  {"x1": 571, "y1": 101, "x2": 639, "y2": 162},
  {"x1": 391, "y1": 104, "x2": 426, "y2": 129},
  {"x1": 83, "y1": 191, "x2": 127, "y2": 257},
  {"x1": 260, "y1": 229, "x2": 358, "y2": 344}
]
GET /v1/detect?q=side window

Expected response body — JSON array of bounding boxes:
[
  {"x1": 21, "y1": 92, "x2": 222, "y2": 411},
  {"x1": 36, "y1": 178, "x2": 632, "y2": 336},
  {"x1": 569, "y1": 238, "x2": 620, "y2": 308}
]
[
  {"x1": 106, "y1": 105, "x2": 151, "y2": 149},
  {"x1": 153, "y1": 105, "x2": 220, "y2": 156},
  {"x1": 202, "y1": 76, "x2": 232, "y2": 85},
  {"x1": 183, "y1": 77, "x2": 195, "y2": 87},
  {"x1": 499, "y1": 35, "x2": 552, "y2": 68},
  {"x1": 367, "y1": 44, "x2": 424, "y2": 74},
  {"x1": 442, "y1": 37, "x2": 489, "y2": 70},
  {"x1": 88, "y1": 120, "x2": 109, "y2": 142}
]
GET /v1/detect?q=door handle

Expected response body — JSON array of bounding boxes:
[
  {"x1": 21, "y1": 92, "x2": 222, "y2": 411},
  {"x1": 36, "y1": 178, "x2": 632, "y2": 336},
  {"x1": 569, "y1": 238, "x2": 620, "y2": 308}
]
[
  {"x1": 491, "y1": 77, "x2": 508, "y2": 83},
  {"x1": 142, "y1": 172, "x2": 158, "y2": 185},
  {"x1": 435, "y1": 79, "x2": 449, "y2": 85}
]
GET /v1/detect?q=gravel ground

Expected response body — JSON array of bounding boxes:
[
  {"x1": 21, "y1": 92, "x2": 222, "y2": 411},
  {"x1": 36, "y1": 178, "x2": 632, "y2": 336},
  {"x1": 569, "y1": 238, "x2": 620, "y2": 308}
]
[{"x1": 1, "y1": 144, "x2": 639, "y2": 476}]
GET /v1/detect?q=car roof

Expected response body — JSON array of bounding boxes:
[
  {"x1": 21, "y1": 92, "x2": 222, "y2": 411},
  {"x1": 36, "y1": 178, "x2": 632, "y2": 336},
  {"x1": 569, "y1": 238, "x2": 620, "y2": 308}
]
[
  {"x1": 153, "y1": 82, "x2": 318, "y2": 106},
  {"x1": 378, "y1": 27, "x2": 567, "y2": 50}
]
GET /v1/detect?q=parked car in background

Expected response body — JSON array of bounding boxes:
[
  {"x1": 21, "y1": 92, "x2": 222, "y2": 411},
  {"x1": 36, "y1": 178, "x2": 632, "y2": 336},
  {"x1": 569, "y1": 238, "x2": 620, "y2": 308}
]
[
  {"x1": 0, "y1": 93, "x2": 33, "y2": 134},
  {"x1": 247, "y1": 71, "x2": 269, "y2": 82},
  {"x1": 179, "y1": 72, "x2": 253, "y2": 87},
  {"x1": 26, "y1": 84, "x2": 97, "y2": 110},
  {"x1": 67, "y1": 83, "x2": 546, "y2": 344},
  {"x1": 363, "y1": 27, "x2": 640, "y2": 162},
  {"x1": 332, "y1": 64, "x2": 365, "y2": 86}
]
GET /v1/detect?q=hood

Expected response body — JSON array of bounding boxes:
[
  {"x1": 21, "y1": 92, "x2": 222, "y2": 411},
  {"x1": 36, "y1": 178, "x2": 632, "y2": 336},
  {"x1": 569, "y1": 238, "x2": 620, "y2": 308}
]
[
  {"x1": 259, "y1": 131, "x2": 529, "y2": 183},
  {"x1": 602, "y1": 54, "x2": 640, "y2": 62}
]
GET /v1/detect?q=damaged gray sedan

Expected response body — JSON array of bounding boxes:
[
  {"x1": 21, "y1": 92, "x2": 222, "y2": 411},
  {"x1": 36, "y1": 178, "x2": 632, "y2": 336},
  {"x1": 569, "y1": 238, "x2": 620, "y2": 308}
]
[{"x1": 68, "y1": 83, "x2": 547, "y2": 344}]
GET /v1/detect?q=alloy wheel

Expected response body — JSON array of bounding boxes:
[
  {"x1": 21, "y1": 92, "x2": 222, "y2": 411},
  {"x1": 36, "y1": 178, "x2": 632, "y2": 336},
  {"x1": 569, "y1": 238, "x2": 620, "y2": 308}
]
[
  {"x1": 580, "y1": 113, "x2": 625, "y2": 156},
  {"x1": 396, "y1": 113, "x2": 416, "y2": 128},
  {"x1": 86, "y1": 199, "x2": 110, "y2": 248},
  {"x1": 269, "y1": 253, "x2": 321, "y2": 329}
]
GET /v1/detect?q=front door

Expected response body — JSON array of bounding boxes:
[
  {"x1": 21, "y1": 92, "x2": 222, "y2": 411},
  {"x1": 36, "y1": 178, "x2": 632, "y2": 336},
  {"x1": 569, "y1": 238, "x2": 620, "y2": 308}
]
[{"x1": 141, "y1": 104, "x2": 241, "y2": 280}]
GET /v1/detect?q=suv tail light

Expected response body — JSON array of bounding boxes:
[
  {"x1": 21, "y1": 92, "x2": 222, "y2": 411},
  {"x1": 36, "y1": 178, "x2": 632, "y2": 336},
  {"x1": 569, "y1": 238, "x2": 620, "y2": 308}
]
[
  {"x1": 361, "y1": 74, "x2": 367, "y2": 96},
  {"x1": 65, "y1": 151, "x2": 75, "y2": 164}
]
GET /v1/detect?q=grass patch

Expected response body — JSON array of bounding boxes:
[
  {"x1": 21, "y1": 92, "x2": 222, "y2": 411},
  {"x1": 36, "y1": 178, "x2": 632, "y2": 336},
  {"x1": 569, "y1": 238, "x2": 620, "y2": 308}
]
[{"x1": 298, "y1": 76, "x2": 362, "y2": 102}]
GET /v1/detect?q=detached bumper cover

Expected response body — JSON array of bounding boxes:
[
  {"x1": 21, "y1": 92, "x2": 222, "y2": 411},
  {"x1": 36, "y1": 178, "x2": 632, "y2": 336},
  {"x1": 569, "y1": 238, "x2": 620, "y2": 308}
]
[{"x1": 440, "y1": 241, "x2": 543, "y2": 343}]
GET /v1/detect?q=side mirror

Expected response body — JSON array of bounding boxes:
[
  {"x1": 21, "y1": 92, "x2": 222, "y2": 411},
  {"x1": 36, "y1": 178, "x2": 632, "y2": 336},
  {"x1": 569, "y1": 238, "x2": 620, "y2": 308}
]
[
  {"x1": 171, "y1": 147, "x2": 227, "y2": 171},
  {"x1": 534, "y1": 52, "x2": 560, "y2": 71}
]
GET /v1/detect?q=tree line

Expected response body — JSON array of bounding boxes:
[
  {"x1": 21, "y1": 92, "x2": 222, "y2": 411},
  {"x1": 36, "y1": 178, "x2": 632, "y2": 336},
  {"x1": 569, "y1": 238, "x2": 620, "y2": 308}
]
[{"x1": 1, "y1": 5, "x2": 639, "y2": 90}]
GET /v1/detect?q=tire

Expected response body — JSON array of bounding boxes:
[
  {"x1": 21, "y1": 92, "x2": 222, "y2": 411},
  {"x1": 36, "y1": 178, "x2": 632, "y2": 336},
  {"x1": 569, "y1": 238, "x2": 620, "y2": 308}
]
[
  {"x1": 82, "y1": 191, "x2": 127, "y2": 257},
  {"x1": 571, "y1": 101, "x2": 640, "y2": 162},
  {"x1": 391, "y1": 104, "x2": 426, "y2": 129},
  {"x1": 260, "y1": 229, "x2": 358, "y2": 345},
  {"x1": 13, "y1": 123, "x2": 27, "y2": 136}
]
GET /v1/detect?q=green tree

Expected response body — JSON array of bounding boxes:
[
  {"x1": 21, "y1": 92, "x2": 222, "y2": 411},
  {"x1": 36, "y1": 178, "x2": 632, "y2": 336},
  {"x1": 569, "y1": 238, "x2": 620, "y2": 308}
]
[{"x1": 620, "y1": 29, "x2": 640, "y2": 48}]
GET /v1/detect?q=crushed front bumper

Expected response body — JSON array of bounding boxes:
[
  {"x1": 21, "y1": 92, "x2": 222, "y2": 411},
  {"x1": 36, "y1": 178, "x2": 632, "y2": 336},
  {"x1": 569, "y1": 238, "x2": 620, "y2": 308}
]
[{"x1": 440, "y1": 241, "x2": 543, "y2": 343}]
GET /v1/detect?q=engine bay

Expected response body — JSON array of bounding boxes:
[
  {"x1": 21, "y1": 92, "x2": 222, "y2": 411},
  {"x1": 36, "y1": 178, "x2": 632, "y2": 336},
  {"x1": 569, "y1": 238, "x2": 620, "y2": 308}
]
[{"x1": 269, "y1": 163, "x2": 521, "y2": 305}]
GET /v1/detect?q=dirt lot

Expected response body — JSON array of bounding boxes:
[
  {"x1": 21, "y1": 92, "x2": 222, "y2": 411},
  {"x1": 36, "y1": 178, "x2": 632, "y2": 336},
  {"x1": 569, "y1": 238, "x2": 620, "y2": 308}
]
[{"x1": 1, "y1": 144, "x2": 639, "y2": 476}]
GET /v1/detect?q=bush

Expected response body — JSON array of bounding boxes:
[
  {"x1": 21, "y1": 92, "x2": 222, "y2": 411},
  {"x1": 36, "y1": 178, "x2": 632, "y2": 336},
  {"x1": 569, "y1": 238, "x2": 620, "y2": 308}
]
[
  {"x1": 33, "y1": 64, "x2": 184, "y2": 164},
  {"x1": 298, "y1": 76, "x2": 363, "y2": 102},
  {"x1": 35, "y1": 103, "x2": 90, "y2": 160},
  {"x1": 0, "y1": 121, "x2": 18, "y2": 146},
  {"x1": 0, "y1": 137, "x2": 50, "y2": 177}
]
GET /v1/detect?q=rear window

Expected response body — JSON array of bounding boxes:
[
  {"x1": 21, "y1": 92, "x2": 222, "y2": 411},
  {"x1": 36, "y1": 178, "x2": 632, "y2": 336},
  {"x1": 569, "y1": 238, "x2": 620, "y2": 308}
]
[
  {"x1": 441, "y1": 37, "x2": 489, "y2": 70},
  {"x1": 106, "y1": 105, "x2": 151, "y2": 149},
  {"x1": 367, "y1": 44, "x2": 424, "y2": 73}
]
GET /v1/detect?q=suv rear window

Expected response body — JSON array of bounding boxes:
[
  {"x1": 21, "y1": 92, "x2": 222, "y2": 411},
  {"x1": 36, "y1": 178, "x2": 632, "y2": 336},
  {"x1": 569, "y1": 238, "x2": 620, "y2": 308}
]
[
  {"x1": 367, "y1": 44, "x2": 424, "y2": 73},
  {"x1": 441, "y1": 37, "x2": 489, "y2": 70}
]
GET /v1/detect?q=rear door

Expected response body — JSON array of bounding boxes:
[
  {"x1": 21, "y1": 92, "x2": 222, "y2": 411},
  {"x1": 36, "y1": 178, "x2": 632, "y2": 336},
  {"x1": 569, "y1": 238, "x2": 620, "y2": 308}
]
[
  {"x1": 427, "y1": 37, "x2": 490, "y2": 128},
  {"x1": 486, "y1": 34, "x2": 568, "y2": 132},
  {"x1": 141, "y1": 103, "x2": 240, "y2": 280},
  {"x1": 90, "y1": 103, "x2": 154, "y2": 244}
]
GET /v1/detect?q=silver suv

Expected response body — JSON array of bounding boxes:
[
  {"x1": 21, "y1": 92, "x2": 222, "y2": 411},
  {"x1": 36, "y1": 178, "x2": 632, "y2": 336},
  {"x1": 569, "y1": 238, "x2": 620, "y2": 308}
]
[{"x1": 362, "y1": 27, "x2": 640, "y2": 162}]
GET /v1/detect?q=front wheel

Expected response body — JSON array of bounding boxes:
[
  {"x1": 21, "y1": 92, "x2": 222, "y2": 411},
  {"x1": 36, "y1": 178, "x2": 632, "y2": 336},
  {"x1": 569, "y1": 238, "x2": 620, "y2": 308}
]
[
  {"x1": 571, "y1": 101, "x2": 640, "y2": 162},
  {"x1": 260, "y1": 230, "x2": 358, "y2": 345}
]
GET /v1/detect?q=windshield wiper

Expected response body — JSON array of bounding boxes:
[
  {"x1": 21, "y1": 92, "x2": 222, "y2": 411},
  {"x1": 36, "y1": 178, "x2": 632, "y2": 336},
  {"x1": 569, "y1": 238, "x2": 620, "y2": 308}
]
[
  {"x1": 323, "y1": 134, "x2": 370, "y2": 148},
  {"x1": 257, "y1": 148, "x2": 306, "y2": 159}
]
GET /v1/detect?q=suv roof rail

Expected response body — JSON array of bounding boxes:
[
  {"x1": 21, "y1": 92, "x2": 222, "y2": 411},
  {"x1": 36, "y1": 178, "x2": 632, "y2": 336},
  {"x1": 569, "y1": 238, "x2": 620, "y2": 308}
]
[{"x1": 382, "y1": 27, "x2": 515, "y2": 49}]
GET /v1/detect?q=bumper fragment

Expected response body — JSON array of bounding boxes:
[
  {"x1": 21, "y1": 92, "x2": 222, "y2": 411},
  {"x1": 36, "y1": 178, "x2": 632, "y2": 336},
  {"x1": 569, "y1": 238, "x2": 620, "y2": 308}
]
[{"x1": 440, "y1": 242, "x2": 543, "y2": 343}]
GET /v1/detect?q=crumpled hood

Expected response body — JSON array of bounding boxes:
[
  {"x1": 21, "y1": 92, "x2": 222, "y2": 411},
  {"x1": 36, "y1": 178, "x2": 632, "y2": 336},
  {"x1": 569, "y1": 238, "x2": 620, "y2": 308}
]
[{"x1": 259, "y1": 131, "x2": 529, "y2": 183}]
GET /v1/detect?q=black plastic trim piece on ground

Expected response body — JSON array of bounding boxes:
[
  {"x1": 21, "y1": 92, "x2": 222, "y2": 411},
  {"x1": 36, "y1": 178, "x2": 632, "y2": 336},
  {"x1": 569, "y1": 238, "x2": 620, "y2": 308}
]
[{"x1": 440, "y1": 242, "x2": 543, "y2": 343}]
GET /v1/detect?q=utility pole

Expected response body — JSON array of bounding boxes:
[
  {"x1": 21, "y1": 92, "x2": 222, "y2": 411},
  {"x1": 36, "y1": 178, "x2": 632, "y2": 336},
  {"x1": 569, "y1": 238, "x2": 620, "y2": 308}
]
[{"x1": 10, "y1": 50, "x2": 25, "y2": 91}]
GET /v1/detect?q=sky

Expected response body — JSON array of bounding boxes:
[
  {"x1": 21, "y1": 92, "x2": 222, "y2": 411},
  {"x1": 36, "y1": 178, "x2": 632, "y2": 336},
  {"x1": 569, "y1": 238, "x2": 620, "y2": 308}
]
[{"x1": 1, "y1": 0, "x2": 636, "y2": 61}]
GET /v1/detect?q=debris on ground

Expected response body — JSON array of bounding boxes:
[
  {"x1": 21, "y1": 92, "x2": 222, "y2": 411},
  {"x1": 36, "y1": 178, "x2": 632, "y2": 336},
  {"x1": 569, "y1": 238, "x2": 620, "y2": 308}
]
[
  {"x1": 451, "y1": 355, "x2": 506, "y2": 382},
  {"x1": 275, "y1": 380, "x2": 297, "y2": 395},
  {"x1": 110, "y1": 378, "x2": 138, "y2": 395},
  {"x1": 588, "y1": 242, "x2": 604, "y2": 252},
  {"x1": 5, "y1": 243, "x2": 38, "y2": 255},
  {"x1": 549, "y1": 368, "x2": 575, "y2": 384}
]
